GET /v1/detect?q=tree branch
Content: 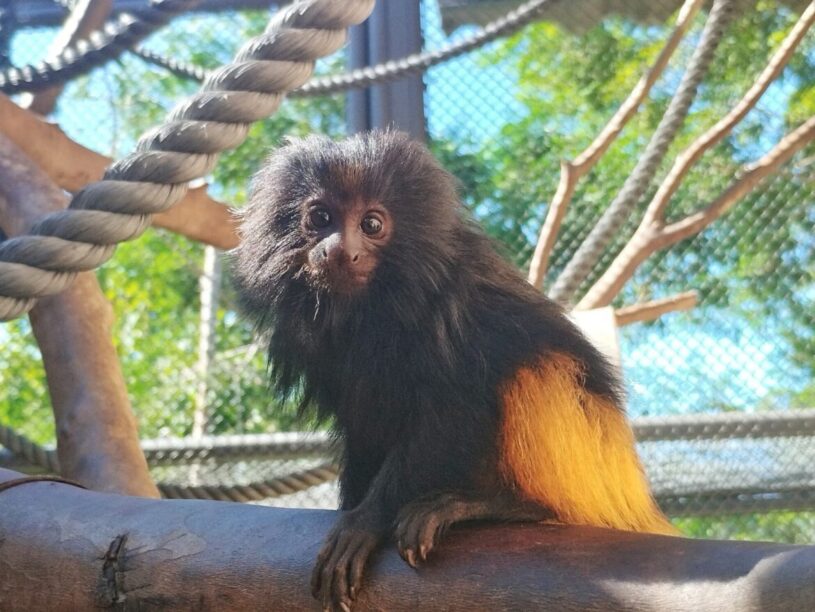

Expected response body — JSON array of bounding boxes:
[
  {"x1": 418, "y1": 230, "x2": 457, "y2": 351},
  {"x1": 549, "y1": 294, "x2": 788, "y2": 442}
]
[
  {"x1": 578, "y1": 116, "x2": 815, "y2": 310},
  {"x1": 0, "y1": 94, "x2": 239, "y2": 249},
  {"x1": 22, "y1": 0, "x2": 114, "y2": 116},
  {"x1": 526, "y1": 0, "x2": 705, "y2": 288},
  {"x1": 549, "y1": 0, "x2": 735, "y2": 304},
  {"x1": 0, "y1": 134, "x2": 158, "y2": 497},
  {"x1": 645, "y1": 1, "x2": 815, "y2": 226},
  {"x1": 615, "y1": 291, "x2": 698, "y2": 326},
  {"x1": 2, "y1": 469, "x2": 815, "y2": 611}
]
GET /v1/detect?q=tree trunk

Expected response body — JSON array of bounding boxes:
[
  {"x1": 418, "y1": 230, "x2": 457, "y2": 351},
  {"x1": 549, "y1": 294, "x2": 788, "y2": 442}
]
[{"x1": 0, "y1": 134, "x2": 158, "y2": 497}]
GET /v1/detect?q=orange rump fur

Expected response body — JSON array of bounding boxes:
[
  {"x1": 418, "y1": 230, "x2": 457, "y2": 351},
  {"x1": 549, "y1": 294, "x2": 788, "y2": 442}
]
[{"x1": 499, "y1": 354, "x2": 677, "y2": 535}]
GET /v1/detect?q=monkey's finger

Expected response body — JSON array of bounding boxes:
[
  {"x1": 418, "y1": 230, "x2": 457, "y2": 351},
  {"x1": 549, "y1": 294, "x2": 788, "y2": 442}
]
[
  {"x1": 349, "y1": 538, "x2": 377, "y2": 600},
  {"x1": 400, "y1": 512, "x2": 440, "y2": 567},
  {"x1": 330, "y1": 537, "x2": 359, "y2": 610},
  {"x1": 312, "y1": 531, "x2": 341, "y2": 597},
  {"x1": 321, "y1": 534, "x2": 354, "y2": 612},
  {"x1": 418, "y1": 515, "x2": 444, "y2": 562}
]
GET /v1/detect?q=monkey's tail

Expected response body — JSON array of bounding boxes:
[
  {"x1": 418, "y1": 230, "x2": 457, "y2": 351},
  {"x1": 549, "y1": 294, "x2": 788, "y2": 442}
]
[{"x1": 499, "y1": 354, "x2": 678, "y2": 536}]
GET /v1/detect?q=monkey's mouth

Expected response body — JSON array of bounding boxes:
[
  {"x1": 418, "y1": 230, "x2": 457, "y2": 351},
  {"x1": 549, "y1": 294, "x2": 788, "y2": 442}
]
[{"x1": 304, "y1": 265, "x2": 371, "y2": 296}]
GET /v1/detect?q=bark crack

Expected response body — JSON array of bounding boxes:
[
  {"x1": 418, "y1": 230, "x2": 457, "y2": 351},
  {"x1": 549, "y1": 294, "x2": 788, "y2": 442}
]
[{"x1": 96, "y1": 534, "x2": 128, "y2": 607}]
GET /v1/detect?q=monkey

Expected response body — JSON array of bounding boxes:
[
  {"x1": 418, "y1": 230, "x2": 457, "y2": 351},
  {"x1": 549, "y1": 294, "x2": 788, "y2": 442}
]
[{"x1": 233, "y1": 130, "x2": 677, "y2": 612}]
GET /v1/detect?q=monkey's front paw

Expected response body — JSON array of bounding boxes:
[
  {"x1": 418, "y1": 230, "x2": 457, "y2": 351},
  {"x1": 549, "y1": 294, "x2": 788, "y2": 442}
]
[
  {"x1": 395, "y1": 496, "x2": 459, "y2": 569},
  {"x1": 311, "y1": 511, "x2": 383, "y2": 612}
]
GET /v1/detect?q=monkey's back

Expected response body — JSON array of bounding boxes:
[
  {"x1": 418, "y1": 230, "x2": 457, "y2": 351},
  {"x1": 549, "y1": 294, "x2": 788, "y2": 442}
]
[{"x1": 447, "y1": 227, "x2": 676, "y2": 535}]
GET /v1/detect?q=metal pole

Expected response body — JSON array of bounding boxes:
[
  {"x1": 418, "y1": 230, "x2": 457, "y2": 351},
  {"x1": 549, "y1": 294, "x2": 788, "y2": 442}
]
[{"x1": 346, "y1": 0, "x2": 426, "y2": 140}]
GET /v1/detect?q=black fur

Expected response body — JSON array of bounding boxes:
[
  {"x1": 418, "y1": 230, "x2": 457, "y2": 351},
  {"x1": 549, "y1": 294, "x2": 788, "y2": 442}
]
[{"x1": 234, "y1": 130, "x2": 622, "y2": 513}]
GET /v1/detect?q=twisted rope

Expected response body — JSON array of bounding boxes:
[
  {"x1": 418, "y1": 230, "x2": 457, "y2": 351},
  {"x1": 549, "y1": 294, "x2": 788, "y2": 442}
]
[
  {"x1": 0, "y1": 0, "x2": 200, "y2": 94},
  {"x1": 132, "y1": 44, "x2": 209, "y2": 82},
  {"x1": 132, "y1": 0, "x2": 564, "y2": 97},
  {"x1": 157, "y1": 462, "x2": 339, "y2": 502},
  {"x1": 141, "y1": 431, "x2": 333, "y2": 466},
  {"x1": 549, "y1": 0, "x2": 736, "y2": 304},
  {"x1": 0, "y1": 424, "x2": 60, "y2": 472},
  {"x1": 0, "y1": 0, "x2": 375, "y2": 321},
  {"x1": 5, "y1": 411, "x2": 815, "y2": 503}
]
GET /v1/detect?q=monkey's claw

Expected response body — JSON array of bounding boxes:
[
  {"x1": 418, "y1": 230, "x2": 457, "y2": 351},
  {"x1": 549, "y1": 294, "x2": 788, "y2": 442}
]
[
  {"x1": 395, "y1": 500, "x2": 454, "y2": 569},
  {"x1": 311, "y1": 513, "x2": 381, "y2": 612}
]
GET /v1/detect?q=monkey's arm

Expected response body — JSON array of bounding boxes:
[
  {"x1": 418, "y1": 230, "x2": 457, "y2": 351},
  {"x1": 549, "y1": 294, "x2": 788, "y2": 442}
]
[
  {"x1": 311, "y1": 449, "x2": 404, "y2": 612},
  {"x1": 312, "y1": 398, "x2": 498, "y2": 611}
]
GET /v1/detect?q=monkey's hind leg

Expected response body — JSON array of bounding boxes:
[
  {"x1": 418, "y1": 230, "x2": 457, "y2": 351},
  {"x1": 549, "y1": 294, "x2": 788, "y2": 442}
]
[{"x1": 394, "y1": 491, "x2": 551, "y2": 568}]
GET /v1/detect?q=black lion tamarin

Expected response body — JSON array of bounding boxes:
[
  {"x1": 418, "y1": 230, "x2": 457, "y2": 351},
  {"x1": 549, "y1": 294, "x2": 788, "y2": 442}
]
[{"x1": 234, "y1": 130, "x2": 676, "y2": 611}]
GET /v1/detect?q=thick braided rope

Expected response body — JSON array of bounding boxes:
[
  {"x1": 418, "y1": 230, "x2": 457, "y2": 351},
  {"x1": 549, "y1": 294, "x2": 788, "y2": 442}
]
[
  {"x1": 5, "y1": 412, "x2": 815, "y2": 470},
  {"x1": 132, "y1": 0, "x2": 564, "y2": 96},
  {"x1": 157, "y1": 462, "x2": 339, "y2": 502},
  {"x1": 0, "y1": 0, "x2": 200, "y2": 94},
  {"x1": 0, "y1": 0, "x2": 375, "y2": 321},
  {"x1": 0, "y1": 424, "x2": 60, "y2": 471},
  {"x1": 549, "y1": 0, "x2": 736, "y2": 304},
  {"x1": 5, "y1": 412, "x2": 815, "y2": 502}
]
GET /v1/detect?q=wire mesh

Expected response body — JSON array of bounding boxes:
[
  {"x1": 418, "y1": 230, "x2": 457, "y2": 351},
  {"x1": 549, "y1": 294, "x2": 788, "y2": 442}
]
[{"x1": 0, "y1": 0, "x2": 813, "y2": 543}]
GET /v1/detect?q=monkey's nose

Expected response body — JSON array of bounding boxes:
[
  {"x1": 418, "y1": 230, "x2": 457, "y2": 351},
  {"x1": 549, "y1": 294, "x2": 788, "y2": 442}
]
[{"x1": 321, "y1": 239, "x2": 360, "y2": 268}]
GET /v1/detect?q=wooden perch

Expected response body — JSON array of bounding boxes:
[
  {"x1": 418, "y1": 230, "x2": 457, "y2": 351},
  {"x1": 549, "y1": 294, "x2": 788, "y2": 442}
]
[
  {"x1": 0, "y1": 135, "x2": 158, "y2": 497},
  {"x1": 1, "y1": 468, "x2": 814, "y2": 611},
  {"x1": 615, "y1": 291, "x2": 698, "y2": 326},
  {"x1": 22, "y1": 0, "x2": 114, "y2": 116},
  {"x1": 578, "y1": 114, "x2": 815, "y2": 310},
  {"x1": 527, "y1": 0, "x2": 705, "y2": 288},
  {"x1": 0, "y1": 94, "x2": 239, "y2": 249}
]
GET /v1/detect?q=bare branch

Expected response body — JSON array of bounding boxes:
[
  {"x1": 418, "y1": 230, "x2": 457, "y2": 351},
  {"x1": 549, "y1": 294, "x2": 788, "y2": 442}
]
[
  {"x1": 527, "y1": 0, "x2": 705, "y2": 288},
  {"x1": 0, "y1": 134, "x2": 158, "y2": 497},
  {"x1": 645, "y1": 1, "x2": 815, "y2": 226},
  {"x1": 0, "y1": 94, "x2": 239, "y2": 249},
  {"x1": 549, "y1": 0, "x2": 736, "y2": 304},
  {"x1": 662, "y1": 115, "x2": 815, "y2": 242},
  {"x1": 615, "y1": 291, "x2": 698, "y2": 326},
  {"x1": 578, "y1": 116, "x2": 815, "y2": 310},
  {"x1": 22, "y1": 0, "x2": 114, "y2": 116}
]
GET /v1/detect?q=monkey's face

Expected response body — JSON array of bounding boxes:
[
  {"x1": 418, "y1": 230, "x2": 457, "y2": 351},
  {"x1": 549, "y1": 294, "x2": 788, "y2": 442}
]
[
  {"x1": 235, "y1": 131, "x2": 462, "y2": 317},
  {"x1": 301, "y1": 196, "x2": 392, "y2": 295}
]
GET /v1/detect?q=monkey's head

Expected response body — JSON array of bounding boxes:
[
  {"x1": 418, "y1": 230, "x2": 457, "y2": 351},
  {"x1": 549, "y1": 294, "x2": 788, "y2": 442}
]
[{"x1": 234, "y1": 130, "x2": 462, "y2": 322}]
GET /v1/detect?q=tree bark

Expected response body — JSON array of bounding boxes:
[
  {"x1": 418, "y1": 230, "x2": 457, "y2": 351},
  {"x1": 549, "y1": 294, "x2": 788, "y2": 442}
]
[
  {"x1": 1, "y1": 468, "x2": 814, "y2": 611},
  {"x1": 0, "y1": 134, "x2": 158, "y2": 497}
]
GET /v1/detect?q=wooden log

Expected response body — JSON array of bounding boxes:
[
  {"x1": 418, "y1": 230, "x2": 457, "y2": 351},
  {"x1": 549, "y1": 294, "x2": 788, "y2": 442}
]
[{"x1": 1, "y1": 468, "x2": 814, "y2": 611}]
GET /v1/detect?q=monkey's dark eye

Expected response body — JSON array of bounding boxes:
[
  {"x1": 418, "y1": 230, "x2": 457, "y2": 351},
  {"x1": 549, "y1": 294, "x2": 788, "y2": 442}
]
[
  {"x1": 308, "y1": 208, "x2": 332, "y2": 229},
  {"x1": 361, "y1": 215, "x2": 383, "y2": 236}
]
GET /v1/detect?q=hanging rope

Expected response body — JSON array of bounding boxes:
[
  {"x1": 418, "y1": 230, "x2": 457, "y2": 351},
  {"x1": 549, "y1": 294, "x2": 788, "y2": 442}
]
[
  {"x1": 131, "y1": 0, "x2": 564, "y2": 97},
  {"x1": 548, "y1": 0, "x2": 737, "y2": 304},
  {"x1": 0, "y1": 0, "x2": 375, "y2": 321}
]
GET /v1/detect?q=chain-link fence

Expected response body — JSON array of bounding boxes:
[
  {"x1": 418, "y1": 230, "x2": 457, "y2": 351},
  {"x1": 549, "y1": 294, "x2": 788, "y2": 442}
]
[{"x1": 1, "y1": 0, "x2": 814, "y2": 544}]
